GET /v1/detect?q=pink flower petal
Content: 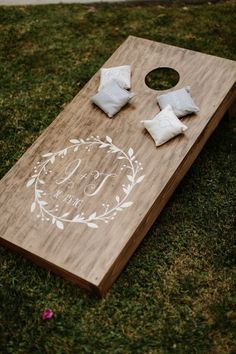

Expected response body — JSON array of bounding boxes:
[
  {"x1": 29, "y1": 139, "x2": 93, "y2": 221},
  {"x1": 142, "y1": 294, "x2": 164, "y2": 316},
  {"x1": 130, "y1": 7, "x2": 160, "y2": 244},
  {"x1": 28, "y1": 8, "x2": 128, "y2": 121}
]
[{"x1": 41, "y1": 308, "x2": 54, "y2": 320}]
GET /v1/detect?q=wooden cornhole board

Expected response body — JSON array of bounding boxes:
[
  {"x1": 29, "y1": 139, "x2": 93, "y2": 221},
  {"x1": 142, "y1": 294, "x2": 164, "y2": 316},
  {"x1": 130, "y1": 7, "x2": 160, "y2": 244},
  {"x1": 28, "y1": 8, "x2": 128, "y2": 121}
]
[{"x1": 0, "y1": 36, "x2": 235, "y2": 296}]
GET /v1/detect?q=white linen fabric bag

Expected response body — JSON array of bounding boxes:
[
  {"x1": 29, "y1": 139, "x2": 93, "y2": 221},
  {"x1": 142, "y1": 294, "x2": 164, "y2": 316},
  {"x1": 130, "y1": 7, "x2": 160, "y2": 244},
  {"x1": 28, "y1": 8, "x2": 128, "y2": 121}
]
[
  {"x1": 143, "y1": 105, "x2": 188, "y2": 146},
  {"x1": 91, "y1": 80, "x2": 135, "y2": 118},
  {"x1": 98, "y1": 65, "x2": 131, "y2": 91},
  {"x1": 157, "y1": 87, "x2": 199, "y2": 117}
]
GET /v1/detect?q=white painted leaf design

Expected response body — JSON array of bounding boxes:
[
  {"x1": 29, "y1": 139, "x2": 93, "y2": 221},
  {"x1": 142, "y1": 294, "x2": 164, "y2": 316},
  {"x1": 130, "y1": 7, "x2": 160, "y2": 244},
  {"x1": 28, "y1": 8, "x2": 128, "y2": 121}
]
[
  {"x1": 39, "y1": 201, "x2": 48, "y2": 206},
  {"x1": 42, "y1": 153, "x2": 53, "y2": 157},
  {"x1": 117, "y1": 156, "x2": 125, "y2": 160},
  {"x1": 36, "y1": 189, "x2": 43, "y2": 196},
  {"x1": 26, "y1": 178, "x2": 35, "y2": 187},
  {"x1": 136, "y1": 175, "x2": 145, "y2": 184},
  {"x1": 88, "y1": 223, "x2": 98, "y2": 229},
  {"x1": 70, "y1": 139, "x2": 80, "y2": 144},
  {"x1": 106, "y1": 136, "x2": 112, "y2": 143},
  {"x1": 116, "y1": 207, "x2": 123, "y2": 211},
  {"x1": 99, "y1": 144, "x2": 109, "y2": 149},
  {"x1": 125, "y1": 184, "x2": 132, "y2": 194},
  {"x1": 56, "y1": 220, "x2": 64, "y2": 230},
  {"x1": 61, "y1": 212, "x2": 70, "y2": 218},
  {"x1": 89, "y1": 212, "x2": 97, "y2": 220},
  {"x1": 127, "y1": 175, "x2": 133, "y2": 182},
  {"x1": 121, "y1": 202, "x2": 133, "y2": 208},
  {"x1": 73, "y1": 214, "x2": 81, "y2": 222},
  {"x1": 116, "y1": 195, "x2": 120, "y2": 203},
  {"x1": 38, "y1": 179, "x2": 45, "y2": 185},
  {"x1": 128, "y1": 148, "x2": 133, "y2": 158},
  {"x1": 50, "y1": 156, "x2": 55, "y2": 164},
  {"x1": 31, "y1": 202, "x2": 36, "y2": 212},
  {"x1": 74, "y1": 146, "x2": 79, "y2": 152}
]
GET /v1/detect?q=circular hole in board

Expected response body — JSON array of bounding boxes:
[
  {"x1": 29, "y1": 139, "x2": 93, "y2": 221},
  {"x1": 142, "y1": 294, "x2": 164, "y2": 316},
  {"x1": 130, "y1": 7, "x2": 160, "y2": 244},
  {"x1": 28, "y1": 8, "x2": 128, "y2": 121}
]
[{"x1": 145, "y1": 67, "x2": 180, "y2": 91}]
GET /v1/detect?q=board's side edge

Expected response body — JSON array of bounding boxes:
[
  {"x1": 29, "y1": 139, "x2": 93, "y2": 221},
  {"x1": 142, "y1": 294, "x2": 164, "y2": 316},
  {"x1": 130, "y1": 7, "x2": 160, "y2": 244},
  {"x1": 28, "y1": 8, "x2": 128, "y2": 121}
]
[
  {"x1": 97, "y1": 83, "x2": 236, "y2": 297},
  {"x1": 129, "y1": 35, "x2": 236, "y2": 65},
  {"x1": 0, "y1": 237, "x2": 101, "y2": 297}
]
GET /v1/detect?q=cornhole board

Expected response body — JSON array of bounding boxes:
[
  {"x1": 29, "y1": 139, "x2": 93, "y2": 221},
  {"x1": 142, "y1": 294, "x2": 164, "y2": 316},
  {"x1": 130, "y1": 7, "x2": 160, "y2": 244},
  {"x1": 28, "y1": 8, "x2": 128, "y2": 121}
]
[{"x1": 0, "y1": 36, "x2": 235, "y2": 296}]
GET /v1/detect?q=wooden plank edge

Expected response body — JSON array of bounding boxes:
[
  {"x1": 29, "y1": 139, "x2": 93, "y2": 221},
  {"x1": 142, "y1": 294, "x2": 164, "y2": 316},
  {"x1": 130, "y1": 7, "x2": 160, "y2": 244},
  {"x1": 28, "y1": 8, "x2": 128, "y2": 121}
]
[
  {"x1": 128, "y1": 35, "x2": 236, "y2": 65},
  {"x1": 228, "y1": 99, "x2": 236, "y2": 119},
  {"x1": 97, "y1": 82, "x2": 236, "y2": 297},
  {"x1": 0, "y1": 237, "x2": 102, "y2": 297}
]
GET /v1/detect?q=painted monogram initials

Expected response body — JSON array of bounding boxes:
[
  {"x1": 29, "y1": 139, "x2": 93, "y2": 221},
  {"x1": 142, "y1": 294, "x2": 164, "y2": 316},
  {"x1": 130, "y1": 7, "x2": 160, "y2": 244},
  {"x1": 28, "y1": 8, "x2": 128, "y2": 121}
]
[
  {"x1": 56, "y1": 159, "x2": 117, "y2": 197},
  {"x1": 56, "y1": 159, "x2": 81, "y2": 186},
  {"x1": 27, "y1": 136, "x2": 145, "y2": 230},
  {"x1": 84, "y1": 172, "x2": 116, "y2": 196}
]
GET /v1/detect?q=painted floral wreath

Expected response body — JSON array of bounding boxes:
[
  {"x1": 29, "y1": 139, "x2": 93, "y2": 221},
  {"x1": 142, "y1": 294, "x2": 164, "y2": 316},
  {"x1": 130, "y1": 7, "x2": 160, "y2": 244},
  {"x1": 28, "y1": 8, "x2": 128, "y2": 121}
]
[{"x1": 26, "y1": 136, "x2": 145, "y2": 230}]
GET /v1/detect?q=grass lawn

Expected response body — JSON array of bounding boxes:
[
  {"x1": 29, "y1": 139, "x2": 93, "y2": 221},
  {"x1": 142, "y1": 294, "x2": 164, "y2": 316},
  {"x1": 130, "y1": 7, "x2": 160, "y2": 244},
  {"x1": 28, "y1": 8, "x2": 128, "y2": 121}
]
[{"x1": 0, "y1": 1, "x2": 236, "y2": 353}]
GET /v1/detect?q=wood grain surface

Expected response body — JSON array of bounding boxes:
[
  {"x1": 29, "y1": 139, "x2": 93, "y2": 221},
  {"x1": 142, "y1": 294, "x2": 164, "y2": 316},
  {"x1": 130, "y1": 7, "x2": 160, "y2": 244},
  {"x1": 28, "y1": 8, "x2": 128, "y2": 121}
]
[{"x1": 0, "y1": 36, "x2": 235, "y2": 296}]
